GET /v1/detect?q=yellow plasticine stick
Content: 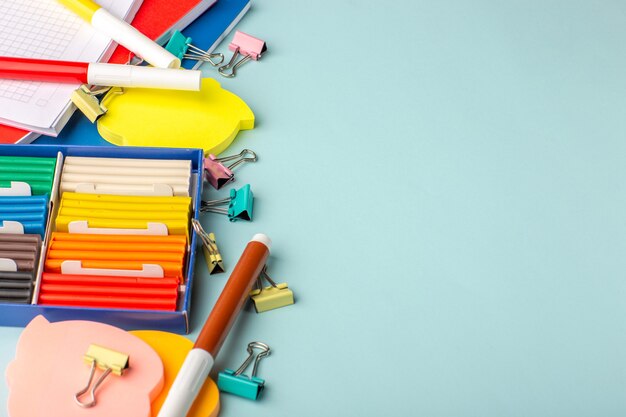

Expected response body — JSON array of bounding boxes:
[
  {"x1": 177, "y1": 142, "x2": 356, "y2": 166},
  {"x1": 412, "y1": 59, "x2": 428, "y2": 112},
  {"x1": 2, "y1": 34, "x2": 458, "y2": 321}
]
[
  {"x1": 58, "y1": 207, "x2": 189, "y2": 221},
  {"x1": 61, "y1": 192, "x2": 192, "y2": 207},
  {"x1": 60, "y1": 199, "x2": 189, "y2": 212},
  {"x1": 55, "y1": 217, "x2": 190, "y2": 236},
  {"x1": 97, "y1": 78, "x2": 254, "y2": 154}
]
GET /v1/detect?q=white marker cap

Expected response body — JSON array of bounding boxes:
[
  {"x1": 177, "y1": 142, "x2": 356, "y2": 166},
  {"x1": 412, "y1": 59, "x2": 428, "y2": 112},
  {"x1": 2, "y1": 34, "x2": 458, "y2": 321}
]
[{"x1": 251, "y1": 233, "x2": 271, "y2": 251}]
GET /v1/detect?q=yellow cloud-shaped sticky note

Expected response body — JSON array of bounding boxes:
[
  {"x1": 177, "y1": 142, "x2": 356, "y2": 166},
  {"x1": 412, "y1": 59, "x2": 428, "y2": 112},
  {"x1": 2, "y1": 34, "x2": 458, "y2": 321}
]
[{"x1": 97, "y1": 78, "x2": 254, "y2": 155}]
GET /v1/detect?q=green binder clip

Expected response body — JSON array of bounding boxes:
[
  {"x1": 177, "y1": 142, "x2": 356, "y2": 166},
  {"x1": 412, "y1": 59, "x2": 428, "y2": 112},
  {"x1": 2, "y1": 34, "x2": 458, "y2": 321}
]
[
  {"x1": 201, "y1": 184, "x2": 254, "y2": 222},
  {"x1": 218, "y1": 341, "x2": 271, "y2": 400},
  {"x1": 165, "y1": 30, "x2": 224, "y2": 66}
]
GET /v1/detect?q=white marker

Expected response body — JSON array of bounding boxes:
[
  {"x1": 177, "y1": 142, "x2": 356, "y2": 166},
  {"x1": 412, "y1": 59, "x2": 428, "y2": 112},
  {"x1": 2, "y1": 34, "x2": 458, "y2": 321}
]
[{"x1": 58, "y1": 0, "x2": 181, "y2": 69}]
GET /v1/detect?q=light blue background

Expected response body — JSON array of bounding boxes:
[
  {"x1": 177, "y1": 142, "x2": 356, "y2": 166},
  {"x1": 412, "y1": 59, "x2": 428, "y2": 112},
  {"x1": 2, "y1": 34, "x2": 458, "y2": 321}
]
[{"x1": 3, "y1": 0, "x2": 626, "y2": 415}]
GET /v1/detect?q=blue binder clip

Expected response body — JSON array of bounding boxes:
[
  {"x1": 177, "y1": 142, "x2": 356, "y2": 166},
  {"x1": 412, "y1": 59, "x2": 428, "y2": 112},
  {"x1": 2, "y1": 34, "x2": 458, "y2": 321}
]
[
  {"x1": 165, "y1": 30, "x2": 224, "y2": 66},
  {"x1": 218, "y1": 341, "x2": 271, "y2": 400},
  {"x1": 201, "y1": 184, "x2": 254, "y2": 222}
]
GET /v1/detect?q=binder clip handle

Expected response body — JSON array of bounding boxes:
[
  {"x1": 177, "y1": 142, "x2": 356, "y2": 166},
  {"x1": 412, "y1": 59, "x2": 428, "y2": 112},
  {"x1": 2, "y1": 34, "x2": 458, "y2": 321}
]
[
  {"x1": 191, "y1": 219, "x2": 224, "y2": 275},
  {"x1": 74, "y1": 344, "x2": 129, "y2": 408},
  {"x1": 218, "y1": 48, "x2": 251, "y2": 78},
  {"x1": 215, "y1": 149, "x2": 257, "y2": 171},
  {"x1": 256, "y1": 265, "x2": 279, "y2": 289},
  {"x1": 218, "y1": 31, "x2": 267, "y2": 78},
  {"x1": 233, "y1": 341, "x2": 271, "y2": 379},
  {"x1": 192, "y1": 219, "x2": 214, "y2": 251},
  {"x1": 166, "y1": 30, "x2": 224, "y2": 66},
  {"x1": 186, "y1": 44, "x2": 224, "y2": 67},
  {"x1": 74, "y1": 362, "x2": 113, "y2": 408},
  {"x1": 204, "y1": 149, "x2": 257, "y2": 190},
  {"x1": 200, "y1": 184, "x2": 254, "y2": 222}
]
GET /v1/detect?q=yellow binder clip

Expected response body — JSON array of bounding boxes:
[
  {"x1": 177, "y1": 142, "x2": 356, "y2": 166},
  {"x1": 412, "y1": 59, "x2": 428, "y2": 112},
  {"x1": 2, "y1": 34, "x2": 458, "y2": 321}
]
[
  {"x1": 71, "y1": 85, "x2": 124, "y2": 123},
  {"x1": 74, "y1": 344, "x2": 129, "y2": 408},
  {"x1": 191, "y1": 219, "x2": 224, "y2": 275},
  {"x1": 249, "y1": 266, "x2": 294, "y2": 313}
]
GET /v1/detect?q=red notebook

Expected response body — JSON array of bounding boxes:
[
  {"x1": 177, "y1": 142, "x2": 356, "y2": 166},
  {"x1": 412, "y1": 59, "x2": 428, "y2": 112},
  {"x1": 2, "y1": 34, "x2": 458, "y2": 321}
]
[
  {"x1": 0, "y1": 125, "x2": 37, "y2": 144},
  {"x1": 0, "y1": 0, "x2": 216, "y2": 144}
]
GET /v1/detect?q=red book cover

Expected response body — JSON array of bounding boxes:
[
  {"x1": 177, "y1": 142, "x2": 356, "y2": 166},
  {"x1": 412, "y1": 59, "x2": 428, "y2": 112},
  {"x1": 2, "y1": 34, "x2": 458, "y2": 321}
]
[{"x1": 0, "y1": 125, "x2": 32, "y2": 144}]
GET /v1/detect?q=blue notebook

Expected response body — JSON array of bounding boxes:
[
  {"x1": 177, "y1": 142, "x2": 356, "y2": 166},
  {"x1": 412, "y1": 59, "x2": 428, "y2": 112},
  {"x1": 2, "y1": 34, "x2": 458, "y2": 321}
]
[{"x1": 185, "y1": 0, "x2": 252, "y2": 69}]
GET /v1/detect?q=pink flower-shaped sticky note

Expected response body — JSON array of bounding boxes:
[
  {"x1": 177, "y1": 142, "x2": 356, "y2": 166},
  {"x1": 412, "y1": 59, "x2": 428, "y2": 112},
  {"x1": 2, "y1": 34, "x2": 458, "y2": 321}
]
[{"x1": 6, "y1": 316, "x2": 164, "y2": 417}]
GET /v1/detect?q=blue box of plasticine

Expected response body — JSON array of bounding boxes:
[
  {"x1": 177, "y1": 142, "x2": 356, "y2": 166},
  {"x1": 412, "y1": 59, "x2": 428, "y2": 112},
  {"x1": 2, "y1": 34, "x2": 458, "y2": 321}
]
[{"x1": 0, "y1": 144, "x2": 204, "y2": 334}]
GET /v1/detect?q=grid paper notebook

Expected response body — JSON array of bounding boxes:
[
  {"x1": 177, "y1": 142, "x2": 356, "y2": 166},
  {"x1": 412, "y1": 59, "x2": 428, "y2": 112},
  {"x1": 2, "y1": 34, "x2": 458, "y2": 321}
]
[{"x1": 0, "y1": 0, "x2": 142, "y2": 136}]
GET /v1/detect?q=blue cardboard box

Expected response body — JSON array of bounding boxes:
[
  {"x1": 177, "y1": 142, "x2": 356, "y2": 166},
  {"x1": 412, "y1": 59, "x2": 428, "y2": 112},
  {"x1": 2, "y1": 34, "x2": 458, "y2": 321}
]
[{"x1": 0, "y1": 144, "x2": 203, "y2": 334}]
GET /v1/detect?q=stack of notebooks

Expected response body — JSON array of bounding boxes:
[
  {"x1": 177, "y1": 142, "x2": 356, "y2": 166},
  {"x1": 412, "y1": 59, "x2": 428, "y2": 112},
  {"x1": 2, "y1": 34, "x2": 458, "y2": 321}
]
[
  {"x1": 0, "y1": 156, "x2": 56, "y2": 304},
  {"x1": 37, "y1": 156, "x2": 194, "y2": 312},
  {"x1": 1, "y1": 0, "x2": 252, "y2": 143}
]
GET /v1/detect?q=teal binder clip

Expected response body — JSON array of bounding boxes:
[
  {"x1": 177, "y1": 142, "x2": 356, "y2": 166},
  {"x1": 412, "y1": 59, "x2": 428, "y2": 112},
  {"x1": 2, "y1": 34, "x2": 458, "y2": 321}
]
[
  {"x1": 218, "y1": 341, "x2": 271, "y2": 400},
  {"x1": 165, "y1": 30, "x2": 224, "y2": 66},
  {"x1": 201, "y1": 184, "x2": 254, "y2": 222}
]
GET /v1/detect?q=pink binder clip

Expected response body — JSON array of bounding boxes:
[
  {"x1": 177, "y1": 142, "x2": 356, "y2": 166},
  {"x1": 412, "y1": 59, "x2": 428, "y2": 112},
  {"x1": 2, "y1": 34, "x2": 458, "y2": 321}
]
[
  {"x1": 218, "y1": 31, "x2": 267, "y2": 78},
  {"x1": 203, "y1": 149, "x2": 257, "y2": 190}
]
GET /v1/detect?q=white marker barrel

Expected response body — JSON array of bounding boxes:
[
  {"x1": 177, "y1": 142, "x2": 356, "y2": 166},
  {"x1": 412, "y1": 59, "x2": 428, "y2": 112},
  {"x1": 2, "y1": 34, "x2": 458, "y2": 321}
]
[
  {"x1": 87, "y1": 64, "x2": 201, "y2": 90},
  {"x1": 92, "y1": 8, "x2": 181, "y2": 69}
]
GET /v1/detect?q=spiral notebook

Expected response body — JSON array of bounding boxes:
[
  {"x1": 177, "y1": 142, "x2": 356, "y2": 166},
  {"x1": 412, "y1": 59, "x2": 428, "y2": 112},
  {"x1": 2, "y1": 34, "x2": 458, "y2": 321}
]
[{"x1": 0, "y1": 0, "x2": 142, "y2": 137}]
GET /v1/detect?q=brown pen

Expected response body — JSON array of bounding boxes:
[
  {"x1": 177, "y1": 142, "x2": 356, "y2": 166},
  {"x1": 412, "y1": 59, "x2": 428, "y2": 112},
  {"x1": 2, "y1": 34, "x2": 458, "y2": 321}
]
[{"x1": 157, "y1": 234, "x2": 271, "y2": 417}]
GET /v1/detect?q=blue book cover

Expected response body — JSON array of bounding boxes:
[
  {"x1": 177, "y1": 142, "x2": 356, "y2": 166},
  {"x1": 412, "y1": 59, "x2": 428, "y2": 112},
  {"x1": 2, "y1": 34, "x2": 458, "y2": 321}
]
[{"x1": 184, "y1": 0, "x2": 252, "y2": 69}]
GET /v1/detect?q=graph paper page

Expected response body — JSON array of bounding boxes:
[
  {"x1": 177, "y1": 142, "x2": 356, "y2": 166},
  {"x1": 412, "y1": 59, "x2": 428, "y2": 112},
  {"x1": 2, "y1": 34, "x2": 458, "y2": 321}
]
[{"x1": 0, "y1": 0, "x2": 140, "y2": 134}]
